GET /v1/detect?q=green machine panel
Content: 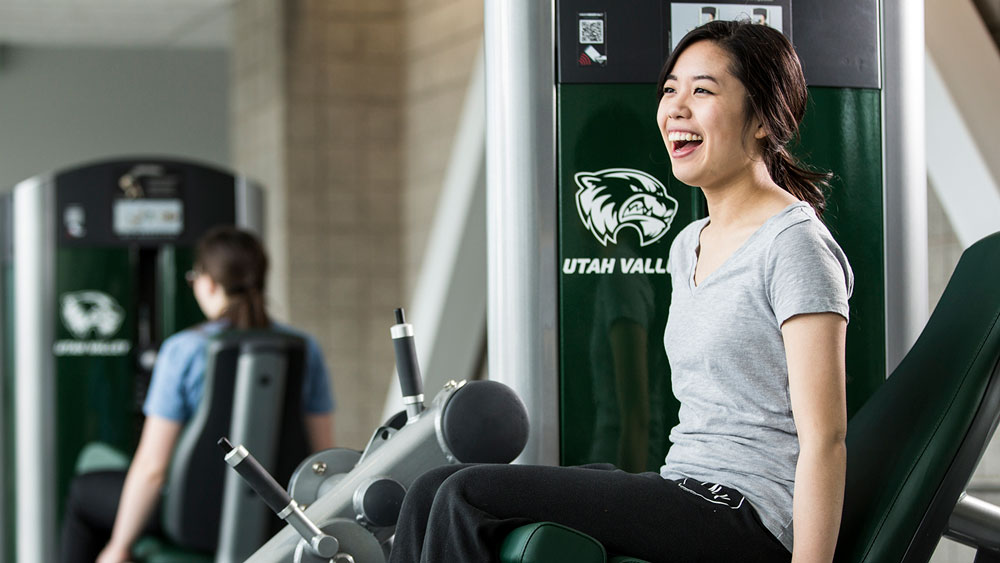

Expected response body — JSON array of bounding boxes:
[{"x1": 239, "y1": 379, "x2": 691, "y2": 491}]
[
  {"x1": 557, "y1": 0, "x2": 886, "y2": 469},
  {"x1": 557, "y1": 86, "x2": 886, "y2": 469},
  {"x1": 1, "y1": 158, "x2": 259, "y2": 562},
  {"x1": 799, "y1": 87, "x2": 885, "y2": 417},
  {"x1": 50, "y1": 246, "x2": 205, "y2": 520},
  {"x1": 53, "y1": 248, "x2": 138, "y2": 507},
  {"x1": 558, "y1": 83, "x2": 699, "y2": 472}
]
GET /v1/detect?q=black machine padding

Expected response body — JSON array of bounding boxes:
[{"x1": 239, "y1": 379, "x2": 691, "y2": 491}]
[
  {"x1": 162, "y1": 331, "x2": 310, "y2": 553},
  {"x1": 441, "y1": 380, "x2": 529, "y2": 464}
]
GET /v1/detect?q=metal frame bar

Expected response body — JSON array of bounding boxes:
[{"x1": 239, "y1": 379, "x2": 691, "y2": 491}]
[
  {"x1": 13, "y1": 175, "x2": 57, "y2": 563},
  {"x1": 236, "y1": 177, "x2": 265, "y2": 236},
  {"x1": 882, "y1": 0, "x2": 928, "y2": 375},
  {"x1": 0, "y1": 189, "x2": 10, "y2": 561},
  {"x1": 484, "y1": 0, "x2": 559, "y2": 465},
  {"x1": 945, "y1": 493, "x2": 1000, "y2": 553}
]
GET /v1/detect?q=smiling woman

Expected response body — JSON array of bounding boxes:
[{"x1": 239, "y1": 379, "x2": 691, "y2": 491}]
[
  {"x1": 388, "y1": 19, "x2": 852, "y2": 563},
  {"x1": 656, "y1": 21, "x2": 830, "y2": 215}
]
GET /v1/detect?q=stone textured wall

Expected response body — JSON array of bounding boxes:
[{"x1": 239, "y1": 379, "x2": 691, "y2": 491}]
[
  {"x1": 230, "y1": 0, "x2": 481, "y2": 448},
  {"x1": 232, "y1": 0, "x2": 404, "y2": 447},
  {"x1": 232, "y1": 0, "x2": 287, "y2": 314},
  {"x1": 401, "y1": 0, "x2": 483, "y2": 295}
]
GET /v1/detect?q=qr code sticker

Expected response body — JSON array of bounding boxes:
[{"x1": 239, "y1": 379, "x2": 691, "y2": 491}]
[{"x1": 579, "y1": 19, "x2": 604, "y2": 44}]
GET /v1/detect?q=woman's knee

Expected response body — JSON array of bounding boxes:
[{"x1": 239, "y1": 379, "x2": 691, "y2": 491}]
[
  {"x1": 65, "y1": 472, "x2": 103, "y2": 510},
  {"x1": 412, "y1": 464, "x2": 466, "y2": 492},
  {"x1": 434, "y1": 464, "x2": 510, "y2": 503},
  {"x1": 403, "y1": 464, "x2": 469, "y2": 509}
]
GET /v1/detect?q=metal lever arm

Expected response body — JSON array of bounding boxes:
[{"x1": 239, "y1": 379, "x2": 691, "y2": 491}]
[{"x1": 218, "y1": 437, "x2": 339, "y2": 558}]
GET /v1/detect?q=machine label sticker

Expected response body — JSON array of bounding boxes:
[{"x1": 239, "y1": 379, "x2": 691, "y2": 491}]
[
  {"x1": 668, "y1": 2, "x2": 787, "y2": 52},
  {"x1": 54, "y1": 291, "x2": 131, "y2": 356},
  {"x1": 574, "y1": 168, "x2": 678, "y2": 247},
  {"x1": 63, "y1": 204, "x2": 87, "y2": 238},
  {"x1": 577, "y1": 12, "x2": 608, "y2": 66}
]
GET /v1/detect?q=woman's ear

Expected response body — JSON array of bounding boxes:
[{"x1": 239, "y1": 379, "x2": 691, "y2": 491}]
[{"x1": 754, "y1": 122, "x2": 768, "y2": 140}]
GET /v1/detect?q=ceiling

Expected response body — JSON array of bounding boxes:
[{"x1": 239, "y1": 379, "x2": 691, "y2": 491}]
[
  {"x1": 1, "y1": 0, "x2": 997, "y2": 54},
  {"x1": 0, "y1": 0, "x2": 232, "y2": 48}
]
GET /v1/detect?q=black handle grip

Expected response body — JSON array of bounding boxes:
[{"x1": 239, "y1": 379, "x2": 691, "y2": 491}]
[
  {"x1": 219, "y1": 437, "x2": 292, "y2": 514},
  {"x1": 392, "y1": 309, "x2": 423, "y2": 399},
  {"x1": 393, "y1": 337, "x2": 423, "y2": 398}
]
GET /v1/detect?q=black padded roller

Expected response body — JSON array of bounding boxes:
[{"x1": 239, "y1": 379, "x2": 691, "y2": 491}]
[
  {"x1": 440, "y1": 380, "x2": 529, "y2": 464},
  {"x1": 358, "y1": 478, "x2": 407, "y2": 528}
]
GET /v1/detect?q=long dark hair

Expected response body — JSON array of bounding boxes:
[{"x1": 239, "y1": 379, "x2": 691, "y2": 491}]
[
  {"x1": 657, "y1": 20, "x2": 831, "y2": 215},
  {"x1": 194, "y1": 226, "x2": 270, "y2": 329}
]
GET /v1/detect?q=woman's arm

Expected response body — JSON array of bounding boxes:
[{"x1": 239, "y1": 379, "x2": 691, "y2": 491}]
[
  {"x1": 783, "y1": 312, "x2": 848, "y2": 563},
  {"x1": 305, "y1": 413, "x2": 335, "y2": 451},
  {"x1": 97, "y1": 416, "x2": 182, "y2": 563}
]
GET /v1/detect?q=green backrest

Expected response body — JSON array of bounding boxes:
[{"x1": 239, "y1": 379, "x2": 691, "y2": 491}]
[
  {"x1": 503, "y1": 232, "x2": 1000, "y2": 563},
  {"x1": 836, "y1": 232, "x2": 1000, "y2": 562}
]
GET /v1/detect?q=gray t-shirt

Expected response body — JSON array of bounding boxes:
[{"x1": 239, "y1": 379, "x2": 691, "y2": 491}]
[{"x1": 660, "y1": 202, "x2": 853, "y2": 552}]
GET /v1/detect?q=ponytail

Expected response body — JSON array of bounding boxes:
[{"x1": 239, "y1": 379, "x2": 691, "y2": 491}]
[
  {"x1": 194, "y1": 226, "x2": 271, "y2": 330},
  {"x1": 764, "y1": 148, "x2": 831, "y2": 216},
  {"x1": 222, "y1": 286, "x2": 269, "y2": 330}
]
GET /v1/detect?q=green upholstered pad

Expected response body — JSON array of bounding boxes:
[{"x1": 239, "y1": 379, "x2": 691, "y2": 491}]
[
  {"x1": 835, "y1": 232, "x2": 1000, "y2": 562},
  {"x1": 74, "y1": 442, "x2": 130, "y2": 474},
  {"x1": 608, "y1": 555, "x2": 653, "y2": 563},
  {"x1": 132, "y1": 537, "x2": 213, "y2": 563},
  {"x1": 500, "y1": 522, "x2": 607, "y2": 563}
]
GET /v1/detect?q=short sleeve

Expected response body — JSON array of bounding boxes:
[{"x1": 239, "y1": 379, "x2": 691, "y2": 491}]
[
  {"x1": 766, "y1": 220, "x2": 854, "y2": 326},
  {"x1": 302, "y1": 336, "x2": 335, "y2": 414},
  {"x1": 143, "y1": 333, "x2": 200, "y2": 422}
]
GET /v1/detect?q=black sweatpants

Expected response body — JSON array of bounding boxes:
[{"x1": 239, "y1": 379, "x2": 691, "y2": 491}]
[
  {"x1": 388, "y1": 464, "x2": 791, "y2": 563},
  {"x1": 59, "y1": 470, "x2": 165, "y2": 563}
]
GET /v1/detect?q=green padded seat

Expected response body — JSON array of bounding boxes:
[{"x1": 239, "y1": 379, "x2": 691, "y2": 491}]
[
  {"x1": 502, "y1": 232, "x2": 1000, "y2": 563},
  {"x1": 132, "y1": 537, "x2": 213, "y2": 563},
  {"x1": 500, "y1": 522, "x2": 606, "y2": 563}
]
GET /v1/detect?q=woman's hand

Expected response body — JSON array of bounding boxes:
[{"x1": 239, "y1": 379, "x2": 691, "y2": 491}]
[{"x1": 96, "y1": 542, "x2": 132, "y2": 563}]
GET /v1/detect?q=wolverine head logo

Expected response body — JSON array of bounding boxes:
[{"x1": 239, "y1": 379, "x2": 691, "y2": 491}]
[
  {"x1": 574, "y1": 168, "x2": 678, "y2": 247},
  {"x1": 61, "y1": 291, "x2": 126, "y2": 339}
]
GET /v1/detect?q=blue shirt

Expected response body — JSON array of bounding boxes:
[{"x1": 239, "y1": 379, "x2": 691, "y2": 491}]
[{"x1": 143, "y1": 320, "x2": 335, "y2": 422}]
